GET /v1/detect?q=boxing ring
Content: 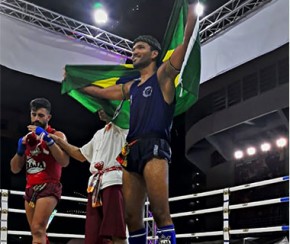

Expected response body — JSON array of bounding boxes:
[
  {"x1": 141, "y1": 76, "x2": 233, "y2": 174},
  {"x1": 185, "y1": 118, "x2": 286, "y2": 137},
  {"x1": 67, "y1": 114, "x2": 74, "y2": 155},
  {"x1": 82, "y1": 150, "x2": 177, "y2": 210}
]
[{"x1": 1, "y1": 176, "x2": 289, "y2": 243}]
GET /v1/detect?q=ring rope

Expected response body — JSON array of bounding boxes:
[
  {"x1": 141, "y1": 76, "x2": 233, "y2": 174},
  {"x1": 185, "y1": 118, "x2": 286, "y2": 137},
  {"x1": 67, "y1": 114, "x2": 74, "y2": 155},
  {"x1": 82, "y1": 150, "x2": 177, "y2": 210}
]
[{"x1": 1, "y1": 176, "x2": 288, "y2": 242}]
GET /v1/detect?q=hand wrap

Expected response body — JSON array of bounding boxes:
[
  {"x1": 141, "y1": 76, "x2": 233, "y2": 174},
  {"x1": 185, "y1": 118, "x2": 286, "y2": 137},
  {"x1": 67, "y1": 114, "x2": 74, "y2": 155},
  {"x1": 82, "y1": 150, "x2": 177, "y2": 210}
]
[
  {"x1": 17, "y1": 137, "x2": 26, "y2": 156},
  {"x1": 35, "y1": 127, "x2": 54, "y2": 146}
]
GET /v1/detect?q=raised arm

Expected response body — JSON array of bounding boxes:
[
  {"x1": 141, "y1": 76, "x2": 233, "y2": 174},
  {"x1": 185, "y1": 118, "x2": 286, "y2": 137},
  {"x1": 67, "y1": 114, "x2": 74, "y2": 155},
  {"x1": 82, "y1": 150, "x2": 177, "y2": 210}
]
[
  {"x1": 168, "y1": 1, "x2": 198, "y2": 72},
  {"x1": 81, "y1": 82, "x2": 132, "y2": 101},
  {"x1": 159, "y1": 1, "x2": 198, "y2": 80},
  {"x1": 157, "y1": 1, "x2": 198, "y2": 103}
]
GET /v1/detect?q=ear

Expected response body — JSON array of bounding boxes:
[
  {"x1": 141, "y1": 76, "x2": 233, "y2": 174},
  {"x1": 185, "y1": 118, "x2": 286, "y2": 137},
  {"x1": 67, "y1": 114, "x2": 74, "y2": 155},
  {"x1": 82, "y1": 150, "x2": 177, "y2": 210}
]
[
  {"x1": 48, "y1": 114, "x2": 52, "y2": 121},
  {"x1": 151, "y1": 50, "x2": 159, "y2": 59}
]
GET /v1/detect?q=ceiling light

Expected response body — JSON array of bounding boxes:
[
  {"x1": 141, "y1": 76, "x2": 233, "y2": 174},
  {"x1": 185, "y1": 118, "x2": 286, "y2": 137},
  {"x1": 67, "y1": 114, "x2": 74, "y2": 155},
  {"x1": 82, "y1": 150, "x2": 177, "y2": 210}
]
[
  {"x1": 93, "y1": 8, "x2": 108, "y2": 25},
  {"x1": 234, "y1": 150, "x2": 243, "y2": 159},
  {"x1": 246, "y1": 147, "x2": 256, "y2": 156},
  {"x1": 260, "y1": 142, "x2": 271, "y2": 152},
  {"x1": 276, "y1": 137, "x2": 287, "y2": 148}
]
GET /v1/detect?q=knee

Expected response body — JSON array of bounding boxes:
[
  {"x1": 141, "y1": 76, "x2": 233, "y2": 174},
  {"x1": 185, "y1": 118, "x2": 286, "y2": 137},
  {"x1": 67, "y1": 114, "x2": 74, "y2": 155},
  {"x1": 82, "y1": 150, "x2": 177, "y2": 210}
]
[
  {"x1": 125, "y1": 212, "x2": 143, "y2": 230},
  {"x1": 124, "y1": 212, "x2": 134, "y2": 227},
  {"x1": 31, "y1": 223, "x2": 46, "y2": 237},
  {"x1": 150, "y1": 207, "x2": 171, "y2": 226}
]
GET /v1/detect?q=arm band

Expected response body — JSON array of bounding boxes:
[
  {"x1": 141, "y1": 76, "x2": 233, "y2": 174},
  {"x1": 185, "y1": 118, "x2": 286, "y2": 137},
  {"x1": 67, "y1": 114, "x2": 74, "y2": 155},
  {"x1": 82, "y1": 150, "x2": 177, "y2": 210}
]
[{"x1": 169, "y1": 59, "x2": 181, "y2": 72}]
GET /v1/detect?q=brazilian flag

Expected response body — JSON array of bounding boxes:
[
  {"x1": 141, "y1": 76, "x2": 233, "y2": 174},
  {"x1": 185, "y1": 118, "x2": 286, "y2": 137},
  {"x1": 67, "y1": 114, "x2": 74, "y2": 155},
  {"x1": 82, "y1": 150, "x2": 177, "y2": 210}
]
[{"x1": 61, "y1": 0, "x2": 200, "y2": 129}]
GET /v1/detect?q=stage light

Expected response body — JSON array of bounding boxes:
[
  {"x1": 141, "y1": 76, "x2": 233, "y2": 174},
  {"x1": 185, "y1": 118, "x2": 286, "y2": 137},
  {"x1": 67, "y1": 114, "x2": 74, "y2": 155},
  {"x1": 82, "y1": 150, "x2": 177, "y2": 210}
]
[
  {"x1": 260, "y1": 142, "x2": 271, "y2": 152},
  {"x1": 195, "y1": 2, "x2": 204, "y2": 16},
  {"x1": 276, "y1": 137, "x2": 287, "y2": 148},
  {"x1": 234, "y1": 150, "x2": 243, "y2": 159},
  {"x1": 246, "y1": 147, "x2": 256, "y2": 156},
  {"x1": 93, "y1": 8, "x2": 108, "y2": 25}
]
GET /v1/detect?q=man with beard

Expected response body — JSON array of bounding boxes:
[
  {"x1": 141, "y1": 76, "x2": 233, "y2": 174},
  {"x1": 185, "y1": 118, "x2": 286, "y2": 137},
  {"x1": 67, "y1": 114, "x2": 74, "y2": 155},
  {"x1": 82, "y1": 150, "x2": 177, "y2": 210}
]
[
  {"x1": 10, "y1": 98, "x2": 69, "y2": 244},
  {"x1": 78, "y1": 1, "x2": 198, "y2": 243}
]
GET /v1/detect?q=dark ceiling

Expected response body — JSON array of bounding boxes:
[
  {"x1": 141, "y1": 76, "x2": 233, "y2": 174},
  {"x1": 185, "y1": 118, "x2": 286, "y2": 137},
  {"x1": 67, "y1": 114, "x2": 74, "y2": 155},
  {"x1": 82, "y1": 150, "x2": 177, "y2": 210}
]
[{"x1": 24, "y1": 0, "x2": 229, "y2": 42}]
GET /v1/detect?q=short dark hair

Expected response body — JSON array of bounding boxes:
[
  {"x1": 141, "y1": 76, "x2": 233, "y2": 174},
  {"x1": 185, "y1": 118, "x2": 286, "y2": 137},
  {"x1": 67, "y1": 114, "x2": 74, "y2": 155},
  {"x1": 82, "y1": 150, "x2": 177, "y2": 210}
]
[
  {"x1": 133, "y1": 35, "x2": 161, "y2": 53},
  {"x1": 30, "y1": 98, "x2": 51, "y2": 113}
]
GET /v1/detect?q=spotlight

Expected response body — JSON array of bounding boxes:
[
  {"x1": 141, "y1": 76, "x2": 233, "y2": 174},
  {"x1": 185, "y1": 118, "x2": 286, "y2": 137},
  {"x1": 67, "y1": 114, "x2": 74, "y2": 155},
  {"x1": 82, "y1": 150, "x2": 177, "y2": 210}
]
[
  {"x1": 234, "y1": 150, "x2": 243, "y2": 159},
  {"x1": 246, "y1": 147, "x2": 256, "y2": 156},
  {"x1": 261, "y1": 142, "x2": 271, "y2": 152},
  {"x1": 93, "y1": 8, "x2": 108, "y2": 25},
  {"x1": 195, "y1": 2, "x2": 204, "y2": 16},
  {"x1": 276, "y1": 137, "x2": 287, "y2": 148}
]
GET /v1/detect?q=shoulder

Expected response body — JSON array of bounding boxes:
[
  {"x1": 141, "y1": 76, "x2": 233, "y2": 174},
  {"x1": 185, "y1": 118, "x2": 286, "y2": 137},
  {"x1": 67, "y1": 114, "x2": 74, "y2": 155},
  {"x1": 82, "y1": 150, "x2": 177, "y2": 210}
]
[
  {"x1": 125, "y1": 78, "x2": 139, "y2": 90},
  {"x1": 112, "y1": 123, "x2": 128, "y2": 135},
  {"x1": 94, "y1": 127, "x2": 105, "y2": 137},
  {"x1": 53, "y1": 131, "x2": 67, "y2": 141}
]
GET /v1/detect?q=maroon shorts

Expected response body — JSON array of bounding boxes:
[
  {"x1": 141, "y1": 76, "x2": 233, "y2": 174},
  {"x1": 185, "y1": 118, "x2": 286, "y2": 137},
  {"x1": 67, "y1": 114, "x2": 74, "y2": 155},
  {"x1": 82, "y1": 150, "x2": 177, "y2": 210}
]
[
  {"x1": 24, "y1": 182, "x2": 62, "y2": 203},
  {"x1": 85, "y1": 185, "x2": 126, "y2": 244}
]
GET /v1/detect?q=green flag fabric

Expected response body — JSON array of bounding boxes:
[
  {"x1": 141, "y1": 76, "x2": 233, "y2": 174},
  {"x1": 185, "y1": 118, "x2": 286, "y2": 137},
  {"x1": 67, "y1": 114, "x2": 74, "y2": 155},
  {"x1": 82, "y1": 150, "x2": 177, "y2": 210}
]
[{"x1": 62, "y1": 0, "x2": 200, "y2": 129}]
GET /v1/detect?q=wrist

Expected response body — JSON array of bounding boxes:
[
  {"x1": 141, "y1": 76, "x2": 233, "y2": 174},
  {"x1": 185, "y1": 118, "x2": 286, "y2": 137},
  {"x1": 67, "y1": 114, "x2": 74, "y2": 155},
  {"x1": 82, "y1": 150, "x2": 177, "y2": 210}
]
[
  {"x1": 46, "y1": 138, "x2": 55, "y2": 146},
  {"x1": 17, "y1": 152, "x2": 24, "y2": 157},
  {"x1": 17, "y1": 137, "x2": 26, "y2": 156}
]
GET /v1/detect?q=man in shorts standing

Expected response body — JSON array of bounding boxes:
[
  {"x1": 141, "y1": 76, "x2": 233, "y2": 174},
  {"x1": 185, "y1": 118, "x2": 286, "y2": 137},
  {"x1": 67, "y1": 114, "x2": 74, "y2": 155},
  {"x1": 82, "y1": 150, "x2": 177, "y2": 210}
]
[
  {"x1": 79, "y1": 1, "x2": 198, "y2": 242},
  {"x1": 10, "y1": 98, "x2": 70, "y2": 244}
]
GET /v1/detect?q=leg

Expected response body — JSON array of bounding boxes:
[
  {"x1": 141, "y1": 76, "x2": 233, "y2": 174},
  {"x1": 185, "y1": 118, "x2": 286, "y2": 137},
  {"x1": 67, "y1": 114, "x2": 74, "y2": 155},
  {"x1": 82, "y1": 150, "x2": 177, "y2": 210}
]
[
  {"x1": 85, "y1": 193, "x2": 103, "y2": 244},
  {"x1": 144, "y1": 158, "x2": 176, "y2": 243},
  {"x1": 122, "y1": 169, "x2": 147, "y2": 231},
  {"x1": 30, "y1": 196, "x2": 57, "y2": 244},
  {"x1": 25, "y1": 200, "x2": 35, "y2": 230},
  {"x1": 122, "y1": 169, "x2": 147, "y2": 243},
  {"x1": 143, "y1": 158, "x2": 172, "y2": 227}
]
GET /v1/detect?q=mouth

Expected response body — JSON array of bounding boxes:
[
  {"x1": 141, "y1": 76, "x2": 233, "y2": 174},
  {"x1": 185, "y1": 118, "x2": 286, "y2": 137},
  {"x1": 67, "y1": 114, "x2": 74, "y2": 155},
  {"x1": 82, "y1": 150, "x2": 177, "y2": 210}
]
[
  {"x1": 33, "y1": 121, "x2": 42, "y2": 126},
  {"x1": 132, "y1": 56, "x2": 140, "y2": 63}
]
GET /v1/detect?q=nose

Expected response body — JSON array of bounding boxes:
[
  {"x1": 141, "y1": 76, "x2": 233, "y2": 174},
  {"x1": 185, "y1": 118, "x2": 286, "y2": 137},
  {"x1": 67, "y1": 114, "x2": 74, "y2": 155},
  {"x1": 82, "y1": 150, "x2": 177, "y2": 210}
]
[{"x1": 132, "y1": 49, "x2": 139, "y2": 57}]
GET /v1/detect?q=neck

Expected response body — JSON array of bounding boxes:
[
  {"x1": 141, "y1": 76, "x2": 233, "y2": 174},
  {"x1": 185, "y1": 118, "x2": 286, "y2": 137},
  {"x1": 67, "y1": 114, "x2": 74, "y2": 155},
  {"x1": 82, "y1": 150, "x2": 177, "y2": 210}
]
[{"x1": 139, "y1": 62, "x2": 157, "y2": 84}]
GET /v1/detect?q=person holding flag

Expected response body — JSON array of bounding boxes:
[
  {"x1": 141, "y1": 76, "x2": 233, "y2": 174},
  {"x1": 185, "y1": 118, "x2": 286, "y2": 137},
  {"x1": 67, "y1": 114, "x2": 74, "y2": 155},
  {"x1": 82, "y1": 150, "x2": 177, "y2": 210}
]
[
  {"x1": 64, "y1": 0, "x2": 200, "y2": 243},
  {"x1": 62, "y1": 0, "x2": 200, "y2": 241}
]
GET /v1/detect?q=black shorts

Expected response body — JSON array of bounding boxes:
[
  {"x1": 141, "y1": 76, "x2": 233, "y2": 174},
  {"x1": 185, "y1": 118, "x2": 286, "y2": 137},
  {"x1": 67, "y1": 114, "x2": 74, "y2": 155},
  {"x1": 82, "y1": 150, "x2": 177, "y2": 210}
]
[{"x1": 125, "y1": 137, "x2": 172, "y2": 175}]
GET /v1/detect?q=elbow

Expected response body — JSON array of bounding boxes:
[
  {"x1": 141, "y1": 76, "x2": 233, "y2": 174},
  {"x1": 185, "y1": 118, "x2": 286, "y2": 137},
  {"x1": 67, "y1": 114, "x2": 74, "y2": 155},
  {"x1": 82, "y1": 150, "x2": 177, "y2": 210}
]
[
  {"x1": 60, "y1": 157, "x2": 70, "y2": 168},
  {"x1": 10, "y1": 169, "x2": 18, "y2": 174},
  {"x1": 62, "y1": 161, "x2": 70, "y2": 168},
  {"x1": 10, "y1": 164, "x2": 21, "y2": 174}
]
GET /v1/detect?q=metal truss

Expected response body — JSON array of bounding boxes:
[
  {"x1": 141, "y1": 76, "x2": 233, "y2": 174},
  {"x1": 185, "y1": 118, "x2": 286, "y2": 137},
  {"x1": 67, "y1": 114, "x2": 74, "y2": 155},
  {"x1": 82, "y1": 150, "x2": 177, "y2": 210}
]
[
  {"x1": 0, "y1": 0, "x2": 133, "y2": 58},
  {"x1": 199, "y1": 0, "x2": 272, "y2": 44},
  {"x1": 0, "y1": 0, "x2": 272, "y2": 58}
]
